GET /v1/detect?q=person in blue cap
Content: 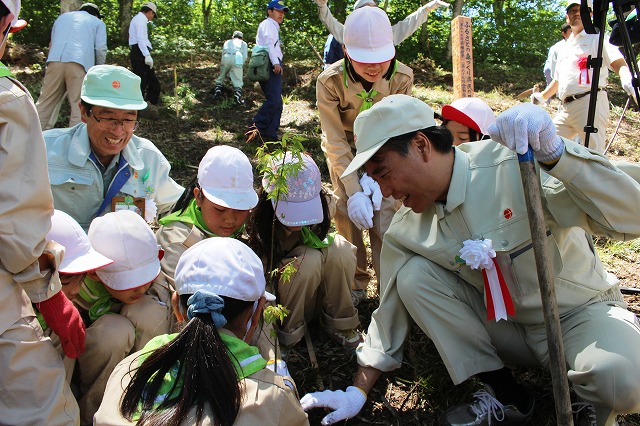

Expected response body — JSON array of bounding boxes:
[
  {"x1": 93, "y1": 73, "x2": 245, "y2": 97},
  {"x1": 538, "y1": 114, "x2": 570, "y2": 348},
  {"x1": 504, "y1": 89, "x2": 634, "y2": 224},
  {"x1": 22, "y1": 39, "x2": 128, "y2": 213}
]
[{"x1": 251, "y1": 0, "x2": 289, "y2": 142}]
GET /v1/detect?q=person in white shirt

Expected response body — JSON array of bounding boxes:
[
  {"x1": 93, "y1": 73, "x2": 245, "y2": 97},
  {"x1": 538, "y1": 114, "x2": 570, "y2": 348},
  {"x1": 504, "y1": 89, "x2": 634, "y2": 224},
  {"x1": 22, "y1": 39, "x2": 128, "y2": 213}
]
[
  {"x1": 252, "y1": 0, "x2": 288, "y2": 142},
  {"x1": 533, "y1": 1, "x2": 636, "y2": 153},
  {"x1": 128, "y1": 1, "x2": 160, "y2": 117},
  {"x1": 543, "y1": 23, "x2": 571, "y2": 87},
  {"x1": 212, "y1": 30, "x2": 248, "y2": 105},
  {"x1": 35, "y1": 2, "x2": 107, "y2": 130}
]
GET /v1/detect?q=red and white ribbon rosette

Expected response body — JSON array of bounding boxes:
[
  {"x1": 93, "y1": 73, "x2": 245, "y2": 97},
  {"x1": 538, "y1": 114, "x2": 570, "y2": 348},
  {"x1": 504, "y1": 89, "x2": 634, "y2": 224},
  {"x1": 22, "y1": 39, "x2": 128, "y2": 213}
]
[
  {"x1": 577, "y1": 56, "x2": 590, "y2": 85},
  {"x1": 459, "y1": 239, "x2": 515, "y2": 322}
]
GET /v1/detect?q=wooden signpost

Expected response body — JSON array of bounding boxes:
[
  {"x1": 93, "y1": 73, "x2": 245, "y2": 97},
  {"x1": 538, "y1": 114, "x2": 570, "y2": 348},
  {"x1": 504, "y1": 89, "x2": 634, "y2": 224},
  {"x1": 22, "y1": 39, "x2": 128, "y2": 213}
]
[{"x1": 451, "y1": 16, "x2": 474, "y2": 99}]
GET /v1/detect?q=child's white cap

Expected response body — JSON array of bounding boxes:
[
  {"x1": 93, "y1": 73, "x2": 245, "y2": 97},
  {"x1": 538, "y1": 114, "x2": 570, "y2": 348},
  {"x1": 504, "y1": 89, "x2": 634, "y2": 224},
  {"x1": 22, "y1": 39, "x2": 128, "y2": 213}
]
[
  {"x1": 441, "y1": 97, "x2": 496, "y2": 136},
  {"x1": 88, "y1": 210, "x2": 161, "y2": 291},
  {"x1": 344, "y1": 6, "x2": 394, "y2": 64},
  {"x1": 197, "y1": 145, "x2": 258, "y2": 210},
  {"x1": 175, "y1": 238, "x2": 275, "y2": 302},
  {"x1": 47, "y1": 210, "x2": 113, "y2": 274}
]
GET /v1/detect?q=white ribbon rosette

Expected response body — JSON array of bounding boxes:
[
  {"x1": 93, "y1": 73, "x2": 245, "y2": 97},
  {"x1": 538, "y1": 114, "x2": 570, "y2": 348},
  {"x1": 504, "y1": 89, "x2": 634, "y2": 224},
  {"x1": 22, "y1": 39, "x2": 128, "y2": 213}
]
[{"x1": 459, "y1": 239, "x2": 515, "y2": 322}]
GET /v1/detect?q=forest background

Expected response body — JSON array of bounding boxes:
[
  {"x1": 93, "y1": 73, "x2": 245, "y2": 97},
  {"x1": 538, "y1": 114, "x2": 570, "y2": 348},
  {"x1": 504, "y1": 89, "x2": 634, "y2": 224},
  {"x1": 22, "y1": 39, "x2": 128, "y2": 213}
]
[{"x1": 6, "y1": 0, "x2": 640, "y2": 424}]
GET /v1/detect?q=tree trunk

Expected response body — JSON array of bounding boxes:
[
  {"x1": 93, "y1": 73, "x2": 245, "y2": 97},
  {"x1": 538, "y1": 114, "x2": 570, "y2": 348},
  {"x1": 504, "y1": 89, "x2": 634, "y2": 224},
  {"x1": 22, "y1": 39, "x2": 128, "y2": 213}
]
[
  {"x1": 202, "y1": 0, "x2": 213, "y2": 31},
  {"x1": 60, "y1": 0, "x2": 82, "y2": 13},
  {"x1": 119, "y1": 0, "x2": 134, "y2": 45},
  {"x1": 446, "y1": 0, "x2": 465, "y2": 61}
]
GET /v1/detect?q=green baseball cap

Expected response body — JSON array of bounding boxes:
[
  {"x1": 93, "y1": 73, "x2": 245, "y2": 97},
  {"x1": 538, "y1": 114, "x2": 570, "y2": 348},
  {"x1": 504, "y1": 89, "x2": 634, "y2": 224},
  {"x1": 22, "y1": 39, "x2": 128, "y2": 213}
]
[
  {"x1": 341, "y1": 94, "x2": 437, "y2": 178},
  {"x1": 81, "y1": 65, "x2": 147, "y2": 110}
]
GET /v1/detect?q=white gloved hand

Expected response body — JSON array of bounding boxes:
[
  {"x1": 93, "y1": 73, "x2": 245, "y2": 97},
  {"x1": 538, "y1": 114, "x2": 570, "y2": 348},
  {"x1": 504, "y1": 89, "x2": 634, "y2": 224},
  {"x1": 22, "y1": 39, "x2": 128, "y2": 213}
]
[
  {"x1": 300, "y1": 386, "x2": 367, "y2": 426},
  {"x1": 426, "y1": 0, "x2": 450, "y2": 12},
  {"x1": 144, "y1": 55, "x2": 154, "y2": 69},
  {"x1": 488, "y1": 103, "x2": 564, "y2": 163},
  {"x1": 347, "y1": 192, "x2": 374, "y2": 230},
  {"x1": 530, "y1": 92, "x2": 546, "y2": 105},
  {"x1": 619, "y1": 67, "x2": 638, "y2": 105},
  {"x1": 359, "y1": 173, "x2": 382, "y2": 211}
]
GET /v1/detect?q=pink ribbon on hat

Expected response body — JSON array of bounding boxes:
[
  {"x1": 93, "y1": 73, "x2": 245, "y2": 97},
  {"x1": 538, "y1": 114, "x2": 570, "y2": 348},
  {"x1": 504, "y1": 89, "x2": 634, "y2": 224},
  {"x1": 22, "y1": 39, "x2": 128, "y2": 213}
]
[
  {"x1": 459, "y1": 239, "x2": 515, "y2": 322},
  {"x1": 577, "y1": 56, "x2": 590, "y2": 85}
]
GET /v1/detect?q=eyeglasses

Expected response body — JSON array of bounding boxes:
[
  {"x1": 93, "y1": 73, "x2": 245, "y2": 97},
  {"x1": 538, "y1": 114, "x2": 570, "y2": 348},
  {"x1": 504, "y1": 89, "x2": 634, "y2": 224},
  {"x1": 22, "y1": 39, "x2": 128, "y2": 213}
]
[{"x1": 90, "y1": 112, "x2": 140, "y2": 131}]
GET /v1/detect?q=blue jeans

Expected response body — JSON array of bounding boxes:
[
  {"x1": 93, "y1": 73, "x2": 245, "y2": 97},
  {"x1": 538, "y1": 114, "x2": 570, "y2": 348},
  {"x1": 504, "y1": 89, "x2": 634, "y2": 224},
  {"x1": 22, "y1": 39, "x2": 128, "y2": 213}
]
[{"x1": 253, "y1": 65, "x2": 282, "y2": 140}]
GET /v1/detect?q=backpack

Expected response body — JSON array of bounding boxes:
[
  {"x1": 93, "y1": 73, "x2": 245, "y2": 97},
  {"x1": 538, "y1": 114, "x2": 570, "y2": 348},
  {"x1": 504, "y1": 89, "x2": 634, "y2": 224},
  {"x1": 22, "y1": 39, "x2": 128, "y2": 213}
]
[{"x1": 248, "y1": 48, "x2": 270, "y2": 82}]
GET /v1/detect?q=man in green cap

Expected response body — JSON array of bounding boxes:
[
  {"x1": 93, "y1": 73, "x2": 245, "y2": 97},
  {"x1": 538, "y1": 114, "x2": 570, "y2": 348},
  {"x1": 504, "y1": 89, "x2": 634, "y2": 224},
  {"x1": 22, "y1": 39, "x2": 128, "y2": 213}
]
[{"x1": 44, "y1": 64, "x2": 184, "y2": 231}]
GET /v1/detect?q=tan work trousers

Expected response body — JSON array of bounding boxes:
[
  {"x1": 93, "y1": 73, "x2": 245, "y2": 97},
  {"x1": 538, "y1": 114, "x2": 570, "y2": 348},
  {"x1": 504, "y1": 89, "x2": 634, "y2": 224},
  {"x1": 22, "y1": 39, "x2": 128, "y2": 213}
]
[
  {"x1": 277, "y1": 234, "x2": 360, "y2": 346},
  {"x1": 397, "y1": 256, "x2": 640, "y2": 426},
  {"x1": 36, "y1": 61, "x2": 85, "y2": 130},
  {"x1": 554, "y1": 92, "x2": 609, "y2": 154},
  {"x1": 77, "y1": 294, "x2": 168, "y2": 425},
  {"x1": 0, "y1": 316, "x2": 79, "y2": 425},
  {"x1": 328, "y1": 164, "x2": 398, "y2": 291}
]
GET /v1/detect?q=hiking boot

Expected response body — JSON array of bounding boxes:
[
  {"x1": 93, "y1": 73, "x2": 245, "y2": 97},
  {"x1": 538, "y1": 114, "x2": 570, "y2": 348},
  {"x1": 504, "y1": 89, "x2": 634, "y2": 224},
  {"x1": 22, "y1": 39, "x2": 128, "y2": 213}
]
[
  {"x1": 325, "y1": 327, "x2": 363, "y2": 348},
  {"x1": 212, "y1": 84, "x2": 222, "y2": 100},
  {"x1": 440, "y1": 384, "x2": 534, "y2": 425},
  {"x1": 234, "y1": 88, "x2": 245, "y2": 105},
  {"x1": 572, "y1": 401, "x2": 619, "y2": 426}
]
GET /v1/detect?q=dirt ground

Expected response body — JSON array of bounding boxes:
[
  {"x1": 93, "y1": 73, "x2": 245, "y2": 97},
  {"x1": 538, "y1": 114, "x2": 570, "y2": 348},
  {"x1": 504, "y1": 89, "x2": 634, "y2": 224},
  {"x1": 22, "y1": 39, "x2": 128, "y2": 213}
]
[{"x1": 11, "y1": 51, "x2": 640, "y2": 425}]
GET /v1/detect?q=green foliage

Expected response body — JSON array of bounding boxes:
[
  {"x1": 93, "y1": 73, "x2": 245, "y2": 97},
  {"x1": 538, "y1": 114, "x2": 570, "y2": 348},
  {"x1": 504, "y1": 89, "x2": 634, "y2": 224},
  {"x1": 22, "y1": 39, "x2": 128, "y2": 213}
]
[{"x1": 263, "y1": 303, "x2": 290, "y2": 326}]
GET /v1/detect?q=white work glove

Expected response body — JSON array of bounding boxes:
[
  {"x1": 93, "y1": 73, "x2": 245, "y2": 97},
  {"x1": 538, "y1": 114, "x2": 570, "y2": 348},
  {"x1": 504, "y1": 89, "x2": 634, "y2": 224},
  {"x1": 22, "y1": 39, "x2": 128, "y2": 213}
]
[
  {"x1": 488, "y1": 103, "x2": 564, "y2": 163},
  {"x1": 426, "y1": 0, "x2": 450, "y2": 12},
  {"x1": 347, "y1": 192, "x2": 374, "y2": 230},
  {"x1": 300, "y1": 386, "x2": 367, "y2": 426},
  {"x1": 620, "y1": 67, "x2": 638, "y2": 105},
  {"x1": 359, "y1": 173, "x2": 382, "y2": 211},
  {"x1": 530, "y1": 92, "x2": 546, "y2": 105},
  {"x1": 144, "y1": 55, "x2": 154, "y2": 69}
]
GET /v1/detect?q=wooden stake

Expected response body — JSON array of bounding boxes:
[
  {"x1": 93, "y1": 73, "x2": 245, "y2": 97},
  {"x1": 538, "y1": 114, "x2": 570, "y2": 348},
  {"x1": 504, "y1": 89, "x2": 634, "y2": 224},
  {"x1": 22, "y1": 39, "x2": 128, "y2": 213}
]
[
  {"x1": 518, "y1": 148, "x2": 573, "y2": 426},
  {"x1": 451, "y1": 16, "x2": 474, "y2": 99},
  {"x1": 173, "y1": 65, "x2": 179, "y2": 118}
]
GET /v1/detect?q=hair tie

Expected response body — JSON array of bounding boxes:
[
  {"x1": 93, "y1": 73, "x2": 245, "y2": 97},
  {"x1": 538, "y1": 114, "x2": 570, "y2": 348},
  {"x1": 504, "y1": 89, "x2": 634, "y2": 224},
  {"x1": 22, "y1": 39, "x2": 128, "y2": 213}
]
[{"x1": 187, "y1": 290, "x2": 227, "y2": 328}]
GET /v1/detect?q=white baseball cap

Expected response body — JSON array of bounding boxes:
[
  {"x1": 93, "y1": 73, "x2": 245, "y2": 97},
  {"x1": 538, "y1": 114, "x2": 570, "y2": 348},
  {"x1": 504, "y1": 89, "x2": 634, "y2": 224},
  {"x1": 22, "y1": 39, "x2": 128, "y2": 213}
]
[
  {"x1": 47, "y1": 210, "x2": 113, "y2": 274},
  {"x1": 88, "y1": 210, "x2": 161, "y2": 291},
  {"x1": 197, "y1": 145, "x2": 258, "y2": 210},
  {"x1": 344, "y1": 6, "x2": 394, "y2": 64},
  {"x1": 353, "y1": 0, "x2": 377, "y2": 9},
  {"x1": 143, "y1": 1, "x2": 157, "y2": 15},
  {"x1": 1, "y1": 0, "x2": 20, "y2": 27},
  {"x1": 262, "y1": 152, "x2": 323, "y2": 226},
  {"x1": 342, "y1": 94, "x2": 436, "y2": 177},
  {"x1": 441, "y1": 97, "x2": 496, "y2": 136},
  {"x1": 175, "y1": 238, "x2": 275, "y2": 302}
]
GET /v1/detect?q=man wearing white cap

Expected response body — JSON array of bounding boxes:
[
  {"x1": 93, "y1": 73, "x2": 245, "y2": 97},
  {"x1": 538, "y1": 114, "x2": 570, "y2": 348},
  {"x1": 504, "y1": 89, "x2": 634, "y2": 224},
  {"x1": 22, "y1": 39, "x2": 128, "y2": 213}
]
[
  {"x1": 314, "y1": 0, "x2": 449, "y2": 46},
  {"x1": 301, "y1": 95, "x2": 640, "y2": 425},
  {"x1": 44, "y1": 64, "x2": 184, "y2": 231},
  {"x1": 213, "y1": 30, "x2": 248, "y2": 105},
  {"x1": 533, "y1": 0, "x2": 637, "y2": 153},
  {"x1": 74, "y1": 210, "x2": 169, "y2": 424},
  {"x1": 128, "y1": 1, "x2": 160, "y2": 117},
  {"x1": 0, "y1": 1, "x2": 81, "y2": 424},
  {"x1": 35, "y1": 2, "x2": 107, "y2": 130}
]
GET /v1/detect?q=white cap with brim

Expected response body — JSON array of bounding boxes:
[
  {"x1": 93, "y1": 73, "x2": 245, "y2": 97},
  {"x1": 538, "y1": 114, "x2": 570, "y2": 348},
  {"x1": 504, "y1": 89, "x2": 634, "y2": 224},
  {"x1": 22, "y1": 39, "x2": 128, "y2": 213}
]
[
  {"x1": 47, "y1": 210, "x2": 113, "y2": 274},
  {"x1": 198, "y1": 145, "x2": 258, "y2": 211},
  {"x1": 262, "y1": 153, "x2": 323, "y2": 227},
  {"x1": 342, "y1": 94, "x2": 437, "y2": 178},
  {"x1": 1, "y1": 0, "x2": 20, "y2": 27},
  {"x1": 81, "y1": 65, "x2": 147, "y2": 111},
  {"x1": 353, "y1": 0, "x2": 377, "y2": 9},
  {"x1": 344, "y1": 6, "x2": 395, "y2": 64},
  {"x1": 89, "y1": 211, "x2": 161, "y2": 291},
  {"x1": 175, "y1": 238, "x2": 276, "y2": 302}
]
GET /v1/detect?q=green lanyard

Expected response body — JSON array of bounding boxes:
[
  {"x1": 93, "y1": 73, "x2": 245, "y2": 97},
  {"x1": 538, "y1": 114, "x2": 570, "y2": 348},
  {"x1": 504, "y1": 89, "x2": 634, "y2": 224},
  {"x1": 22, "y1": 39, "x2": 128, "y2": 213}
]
[{"x1": 301, "y1": 226, "x2": 335, "y2": 249}]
